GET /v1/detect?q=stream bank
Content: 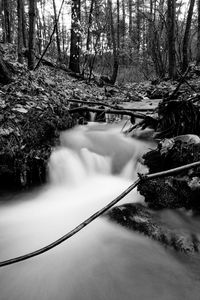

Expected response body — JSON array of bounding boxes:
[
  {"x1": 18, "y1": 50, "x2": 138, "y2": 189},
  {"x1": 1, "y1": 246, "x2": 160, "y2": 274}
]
[{"x1": 1, "y1": 45, "x2": 200, "y2": 255}]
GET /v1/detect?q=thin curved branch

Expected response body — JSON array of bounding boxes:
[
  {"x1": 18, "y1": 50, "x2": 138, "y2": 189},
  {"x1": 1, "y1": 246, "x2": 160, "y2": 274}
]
[{"x1": 1, "y1": 160, "x2": 200, "y2": 267}]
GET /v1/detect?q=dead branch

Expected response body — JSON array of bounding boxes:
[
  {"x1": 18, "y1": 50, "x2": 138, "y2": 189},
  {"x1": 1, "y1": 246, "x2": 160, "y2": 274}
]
[
  {"x1": 68, "y1": 106, "x2": 146, "y2": 121},
  {"x1": 67, "y1": 98, "x2": 155, "y2": 112},
  {"x1": 1, "y1": 160, "x2": 200, "y2": 267},
  {"x1": 68, "y1": 98, "x2": 120, "y2": 109}
]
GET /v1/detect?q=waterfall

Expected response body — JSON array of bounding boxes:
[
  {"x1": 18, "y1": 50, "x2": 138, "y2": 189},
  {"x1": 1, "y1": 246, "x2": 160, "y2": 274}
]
[{"x1": 0, "y1": 124, "x2": 199, "y2": 300}]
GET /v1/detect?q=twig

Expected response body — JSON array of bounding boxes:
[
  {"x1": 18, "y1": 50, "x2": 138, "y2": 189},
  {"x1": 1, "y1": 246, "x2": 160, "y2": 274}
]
[{"x1": 0, "y1": 160, "x2": 200, "y2": 267}]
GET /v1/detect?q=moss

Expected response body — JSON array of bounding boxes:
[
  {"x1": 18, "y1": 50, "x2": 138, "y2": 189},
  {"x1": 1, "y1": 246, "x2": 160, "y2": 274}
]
[
  {"x1": 0, "y1": 106, "x2": 75, "y2": 191},
  {"x1": 138, "y1": 177, "x2": 191, "y2": 210}
]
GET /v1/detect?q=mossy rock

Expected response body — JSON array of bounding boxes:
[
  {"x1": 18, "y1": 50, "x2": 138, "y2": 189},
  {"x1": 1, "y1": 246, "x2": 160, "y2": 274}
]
[
  {"x1": 137, "y1": 177, "x2": 191, "y2": 210},
  {"x1": 0, "y1": 106, "x2": 76, "y2": 191},
  {"x1": 106, "y1": 203, "x2": 200, "y2": 253}
]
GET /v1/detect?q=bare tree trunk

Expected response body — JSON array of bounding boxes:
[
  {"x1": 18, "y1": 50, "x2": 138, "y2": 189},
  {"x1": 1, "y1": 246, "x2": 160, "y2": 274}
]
[
  {"x1": 82, "y1": 0, "x2": 95, "y2": 75},
  {"x1": 69, "y1": 0, "x2": 81, "y2": 73},
  {"x1": 128, "y1": 0, "x2": 132, "y2": 61},
  {"x1": 136, "y1": 0, "x2": 141, "y2": 54},
  {"x1": 167, "y1": 0, "x2": 176, "y2": 79},
  {"x1": 61, "y1": 12, "x2": 66, "y2": 52},
  {"x1": 2, "y1": 0, "x2": 11, "y2": 43},
  {"x1": 86, "y1": 0, "x2": 94, "y2": 52},
  {"x1": 28, "y1": 0, "x2": 37, "y2": 70},
  {"x1": 117, "y1": 0, "x2": 120, "y2": 51},
  {"x1": 41, "y1": 0, "x2": 47, "y2": 50},
  {"x1": 108, "y1": 0, "x2": 118, "y2": 85},
  {"x1": 22, "y1": 0, "x2": 27, "y2": 48},
  {"x1": 182, "y1": 0, "x2": 195, "y2": 72},
  {"x1": 53, "y1": 0, "x2": 61, "y2": 61},
  {"x1": 122, "y1": 1, "x2": 125, "y2": 52},
  {"x1": 197, "y1": 0, "x2": 200, "y2": 64},
  {"x1": 36, "y1": 7, "x2": 42, "y2": 55},
  {"x1": 17, "y1": 0, "x2": 23, "y2": 63}
]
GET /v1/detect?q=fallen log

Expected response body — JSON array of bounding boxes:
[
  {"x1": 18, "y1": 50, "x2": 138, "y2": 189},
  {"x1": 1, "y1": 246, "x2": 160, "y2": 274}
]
[
  {"x1": 67, "y1": 98, "x2": 155, "y2": 112},
  {"x1": 68, "y1": 106, "x2": 146, "y2": 124},
  {"x1": 67, "y1": 98, "x2": 119, "y2": 110}
]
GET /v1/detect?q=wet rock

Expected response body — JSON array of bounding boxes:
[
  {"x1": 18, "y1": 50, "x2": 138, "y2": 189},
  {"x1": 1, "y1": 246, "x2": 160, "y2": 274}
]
[
  {"x1": 143, "y1": 136, "x2": 200, "y2": 174},
  {"x1": 140, "y1": 136, "x2": 200, "y2": 212},
  {"x1": 138, "y1": 177, "x2": 191, "y2": 210},
  {"x1": 0, "y1": 106, "x2": 75, "y2": 191},
  {"x1": 156, "y1": 100, "x2": 200, "y2": 138},
  {"x1": 106, "y1": 203, "x2": 200, "y2": 253}
]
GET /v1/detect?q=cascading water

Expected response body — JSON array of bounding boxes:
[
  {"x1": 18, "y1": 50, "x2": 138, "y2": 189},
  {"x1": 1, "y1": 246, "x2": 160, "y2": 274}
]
[{"x1": 0, "y1": 124, "x2": 200, "y2": 300}]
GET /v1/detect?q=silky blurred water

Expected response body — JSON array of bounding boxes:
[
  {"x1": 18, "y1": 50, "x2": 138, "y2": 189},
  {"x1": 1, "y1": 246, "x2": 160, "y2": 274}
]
[{"x1": 0, "y1": 124, "x2": 200, "y2": 300}]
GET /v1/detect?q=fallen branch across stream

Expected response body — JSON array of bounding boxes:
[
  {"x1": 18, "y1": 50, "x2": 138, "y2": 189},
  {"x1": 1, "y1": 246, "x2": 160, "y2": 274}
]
[
  {"x1": 68, "y1": 106, "x2": 146, "y2": 121},
  {"x1": 1, "y1": 160, "x2": 200, "y2": 267},
  {"x1": 67, "y1": 98, "x2": 155, "y2": 112}
]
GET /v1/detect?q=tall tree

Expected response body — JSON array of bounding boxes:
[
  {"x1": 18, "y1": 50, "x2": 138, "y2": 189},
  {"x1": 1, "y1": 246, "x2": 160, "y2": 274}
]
[
  {"x1": 108, "y1": 0, "x2": 118, "y2": 84},
  {"x1": 128, "y1": 0, "x2": 132, "y2": 60},
  {"x1": 116, "y1": 0, "x2": 120, "y2": 50},
  {"x1": 28, "y1": 0, "x2": 37, "y2": 69},
  {"x1": 136, "y1": 0, "x2": 141, "y2": 53},
  {"x1": 53, "y1": 0, "x2": 61, "y2": 61},
  {"x1": 86, "y1": 0, "x2": 94, "y2": 52},
  {"x1": 182, "y1": 0, "x2": 195, "y2": 72},
  {"x1": 2, "y1": 0, "x2": 11, "y2": 43},
  {"x1": 167, "y1": 0, "x2": 176, "y2": 79},
  {"x1": 82, "y1": 0, "x2": 95, "y2": 75},
  {"x1": 17, "y1": 0, "x2": 24, "y2": 63},
  {"x1": 122, "y1": 0, "x2": 126, "y2": 51},
  {"x1": 69, "y1": 0, "x2": 81, "y2": 73},
  {"x1": 22, "y1": 0, "x2": 27, "y2": 48},
  {"x1": 197, "y1": 0, "x2": 200, "y2": 64},
  {"x1": 147, "y1": 0, "x2": 165, "y2": 78}
]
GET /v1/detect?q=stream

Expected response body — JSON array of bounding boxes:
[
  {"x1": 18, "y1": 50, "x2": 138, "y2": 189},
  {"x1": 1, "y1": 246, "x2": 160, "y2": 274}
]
[{"x1": 0, "y1": 123, "x2": 200, "y2": 300}]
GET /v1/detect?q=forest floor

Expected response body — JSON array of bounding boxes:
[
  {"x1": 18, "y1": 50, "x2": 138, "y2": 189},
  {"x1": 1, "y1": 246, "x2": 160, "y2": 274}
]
[{"x1": 1, "y1": 44, "x2": 200, "y2": 253}]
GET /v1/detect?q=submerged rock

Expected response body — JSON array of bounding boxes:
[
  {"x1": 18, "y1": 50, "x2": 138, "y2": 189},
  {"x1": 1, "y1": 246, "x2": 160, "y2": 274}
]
[{"x1": 106, "y1": 203, "x2": 200, "y2": 253}]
